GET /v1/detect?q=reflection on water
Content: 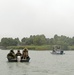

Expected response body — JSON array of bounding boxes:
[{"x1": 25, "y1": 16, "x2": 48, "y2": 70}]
[{"x1": 0, "y1": 50, "x2": 74, "y2": 75}]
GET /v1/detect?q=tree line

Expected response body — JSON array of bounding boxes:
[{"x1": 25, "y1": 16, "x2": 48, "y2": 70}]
[{"x1": 0, "y1": 34, "x2": 74, "y2": 50}]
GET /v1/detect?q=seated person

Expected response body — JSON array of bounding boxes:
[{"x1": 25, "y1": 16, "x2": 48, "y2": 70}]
[
  {"x1": 16, "y1": 50, "x2": 22, "y2": 56},
  {"x1": 16, "y1": 50, "x2": 22, "y2": 60},
  {"x1": 7, "y1": 50, "x2": 16, "y2": 59},
  {"x1": 21, "y1": 48, "x2": 30, "y2": 59},
  {"x1": 60, "y1": 50, "x2": 63, "y2": 54}
]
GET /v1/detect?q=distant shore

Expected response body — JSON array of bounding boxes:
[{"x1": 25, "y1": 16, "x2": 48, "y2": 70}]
[{"x1": 1, "y1": 45, "x2": 74, "y2": 50}]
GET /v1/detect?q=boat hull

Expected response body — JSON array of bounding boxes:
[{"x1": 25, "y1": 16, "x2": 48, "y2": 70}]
[
  {"x1": 50, "y1": 52, "x2": 65, "y2": 55},
  {"x1": 7, "y1": 58, "x2": 30, "y2": 62}
]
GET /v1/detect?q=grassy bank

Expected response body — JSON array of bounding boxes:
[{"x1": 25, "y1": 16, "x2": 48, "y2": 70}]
[
  {"x1": 4, "y1": 45, "x2": 74, "y2": 50},
  {"x1": 7, "y1": 45, "x2": 53, "y2": 50}
]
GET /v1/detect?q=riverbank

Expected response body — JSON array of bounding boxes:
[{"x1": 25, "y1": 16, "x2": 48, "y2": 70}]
[
  {"x1": 6, "y1": 45, "x2": 52, "y2": 50},
  {"x1": 3, "y1": 45, "x2": 74, "y2": 50}
]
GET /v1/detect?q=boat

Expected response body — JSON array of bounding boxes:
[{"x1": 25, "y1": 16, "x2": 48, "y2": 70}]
[
  {"x1": 51, "y1": 50, "x2": 65, "y2": 55},
  {"x1": 7, "y1": 49, "x2": 30, "y2": 62},
  {"x1": 7, "y1": 56, "x2": 30, "y2": 62},
  {"x1": 51, "y1": 45, "x2": 65, "y2": 55}
]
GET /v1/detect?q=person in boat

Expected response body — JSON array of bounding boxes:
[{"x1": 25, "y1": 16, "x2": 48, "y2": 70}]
[
  {"x1": 7, "y1": 50, "x2": 16, "y2": 59},
  {"x1": 52, "y1": 47, "x2": 56, "y2": 53},
  {"x1": 21, "y1": 48, "x2": 30, "y2": 59},
  {"x1": 57, "y1": 46, "x2": 60, "y2": 50},
  {"x1": 16, "y1": 50, "x2": 22, "y2": 61},
  {"x1": 16, "y1": 50, "x2": 22, "y2": 56},
  {"x1": 60, "y1": 50, "x2": 63, "y2": 54}
]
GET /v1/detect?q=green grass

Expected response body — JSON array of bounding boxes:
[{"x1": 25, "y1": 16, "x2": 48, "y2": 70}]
[
  {"x1": 7, "y1": 45, "x2": 53, "y2": 50},
  {"x1": 6, "y1": 45, "x2": 74, "y2": 50}
]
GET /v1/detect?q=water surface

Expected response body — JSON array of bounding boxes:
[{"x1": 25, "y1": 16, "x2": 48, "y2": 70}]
[{"x1": 0, "y1": 50, "x2": 74, "y2": 75}]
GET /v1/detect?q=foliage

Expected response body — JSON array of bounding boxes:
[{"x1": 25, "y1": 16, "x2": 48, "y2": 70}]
[
  {"x1": 0, "y1": 38, "x2": 20, "y2": 47},
  {"x1": 7, "y1": 45, "x2": 52, "y2": 50},
  {"x1": 0, "y1": 34, "x2": 74, "y2": 50}
]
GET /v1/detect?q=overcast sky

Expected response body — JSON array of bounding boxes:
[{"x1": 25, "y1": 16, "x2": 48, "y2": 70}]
[{"x1": 0, "y1": 0, "x2": 74, "y2": 40}]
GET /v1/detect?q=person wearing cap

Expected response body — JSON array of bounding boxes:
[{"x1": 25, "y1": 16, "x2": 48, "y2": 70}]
[
  {"x1": 16, "y1": 50, "x2": 22, "y2": 56},
  {"x1": 21, "y1": 48, "x2": 29, "y2": 59},
  {"x1": 7, "y1": 50, "x2": 16, "y2": 59}
]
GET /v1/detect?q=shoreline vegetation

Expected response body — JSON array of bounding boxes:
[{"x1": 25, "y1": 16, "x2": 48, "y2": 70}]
[
  {"x1": 6, "y1": 45, "x2": 52, "y2": 50},
  {"x1": 4, "y1": 45, "x2": 74, "y2": 50},
  {"x1": 0, "y1": 34, "x2": 74, "y2": 50}
]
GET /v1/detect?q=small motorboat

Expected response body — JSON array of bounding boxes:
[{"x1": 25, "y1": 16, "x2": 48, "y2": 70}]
[
  {"x1": 7, "y1": 49, "x2": 30, "y2": 62},
  {"x1": 51, "y1": 50, "x2": 65, "y2": 55},
  {"x1": 51, "y1": 45, "x2": 65, "y2": 55},
  {"x1": 7, "y1": 56, "x2": 30, "y2": 62}
]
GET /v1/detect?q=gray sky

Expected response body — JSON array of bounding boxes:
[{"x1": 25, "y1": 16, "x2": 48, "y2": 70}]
[{"x1": 0, "y1": 0, "x2": 74, "y2": 40}]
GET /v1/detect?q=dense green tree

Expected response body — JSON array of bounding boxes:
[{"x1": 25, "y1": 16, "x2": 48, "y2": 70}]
[
  {"x1": 1, "y1": 38, "x2": 19, "y2": 47},
  {"x1": 70, "y1": 37, "x2": 74, "y2": 45},
  {"x1": 32, "y1": 35, "x2": 46, "y2": 45},
  {"x1": 1, "y1": 34, "x2": 74, "y2": 50},
  {"x1": 21, "y1": 37, "x2": 31, "y2": 45},
  {"x1": 14, "y1": 38, "x2": 20, "y2": 45}
]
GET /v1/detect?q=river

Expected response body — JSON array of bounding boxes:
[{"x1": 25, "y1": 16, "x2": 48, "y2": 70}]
[{"x1": 0, "y1": 49, "x2": 74, "y2": 75}]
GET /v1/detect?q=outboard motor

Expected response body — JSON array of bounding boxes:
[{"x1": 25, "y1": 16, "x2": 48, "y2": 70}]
[
  {"x1": 17, "y1": 56, "x2": 21, "y2": 62},
  {"x1": 60, "y1": 51, "x2": 63, "y2": 54}
]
